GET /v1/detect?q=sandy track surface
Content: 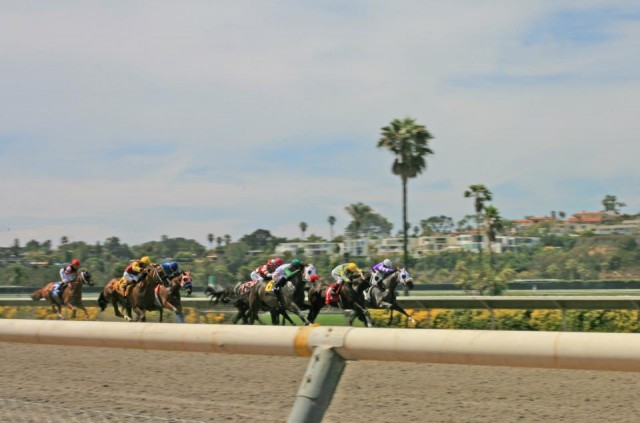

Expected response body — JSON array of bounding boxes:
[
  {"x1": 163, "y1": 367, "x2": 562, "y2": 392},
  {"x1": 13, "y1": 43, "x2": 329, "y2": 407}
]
[{"x1": 2, "y1": 340, "x2": 640, "y2": 422}]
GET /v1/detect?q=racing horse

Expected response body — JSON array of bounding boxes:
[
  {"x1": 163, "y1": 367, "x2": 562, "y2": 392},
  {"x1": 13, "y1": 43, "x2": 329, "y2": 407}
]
[
  {"x1": 363, "y1": 268, "x2": 416, "y2": 326},
  {"x1": 129, "y1": 270, "x2": 192, "y2": 323},
  {"x1": 97, "y1": 264, "x2": 165, "y2": 321},
  {"x1": 306, "y1": 272, "x2": 374, "y2": 327},
  {"x1": 31, "y1": 270, "x2": 94, "y2": 319},
  {"x1": 247, "y1": 263, "x2": 317, "y2": 325},
  {"x1": 204, "y1": 283, "x2": 231, "y2": 305},
  {"x1": 230, "y1": 280, "x2": 296, "y2": 325}
]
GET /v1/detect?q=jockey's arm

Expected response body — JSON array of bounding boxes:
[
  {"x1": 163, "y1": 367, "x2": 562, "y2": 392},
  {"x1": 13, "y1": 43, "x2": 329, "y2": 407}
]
[{"x1": 284, "y1": 268, "x2": 300, "y2": 279}]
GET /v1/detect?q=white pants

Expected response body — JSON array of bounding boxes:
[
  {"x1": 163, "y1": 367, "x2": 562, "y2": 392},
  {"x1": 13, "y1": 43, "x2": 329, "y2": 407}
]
[
  {"x1": 123, "y1": 272, "x2": 141, "y2": 283},
  {"x1": 250, "y1": 271, "x2": 264, "y2": 283}
]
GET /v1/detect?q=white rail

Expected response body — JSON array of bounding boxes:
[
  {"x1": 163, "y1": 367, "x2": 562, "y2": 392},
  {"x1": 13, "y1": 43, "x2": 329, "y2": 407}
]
[
  {"x1": 3, "y1": 320, "x2": 640, "y2": 422},
  {"x1": 2, "y1": 320, "x2": 640, "y2": 372}
]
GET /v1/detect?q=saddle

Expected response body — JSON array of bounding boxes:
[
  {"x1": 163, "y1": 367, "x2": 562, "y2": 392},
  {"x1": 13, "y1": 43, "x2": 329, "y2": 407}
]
[
  {"x1": 265, "y1": 280, "x2": 275, "y2": 293},
  {"x1": 239, "y1": 281, "x2": 257, "y2": 296}
]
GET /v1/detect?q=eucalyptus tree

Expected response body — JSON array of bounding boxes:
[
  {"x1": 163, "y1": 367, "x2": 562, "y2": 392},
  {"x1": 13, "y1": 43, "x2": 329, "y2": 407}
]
[
  {"x1": 602, "y1": 194, "x2": 626, "y2": 214},
  {"x1": 344, "y1": 202, "x2": 372, "y2": 238},
  {"x1": 327, "y1": 216, "x2": 336, "y2": 241},
  {"x1": 377, "y1": 117, "x2": 434, "y2": 268}
]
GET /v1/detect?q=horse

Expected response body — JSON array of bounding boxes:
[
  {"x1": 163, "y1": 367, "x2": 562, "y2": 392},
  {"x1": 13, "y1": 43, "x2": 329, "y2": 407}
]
[
  {"x1": 247, "y1": 263, "x2": 317, "y2": 325},
  {"x1": 131, "y1": 270, "x2": 191, "y2": 323},
  {"x1": 307, "y1": 272, "x2": 374, "y2": 327},
  {"x1": 363, "y1": 268, "x2": 417, "y2": 326},
  {"x1": 204, "y1": 284, "x2": 231, "y2": 305},
  {"x1": 228, "y1": 280, "x2": 295, "y2": 325},
  {"x1": 97, "y1": 264, "x2": 165, "y2": 321},
  {"x1": 31, "y1": 271, "x2": 94, "y2": 319}
]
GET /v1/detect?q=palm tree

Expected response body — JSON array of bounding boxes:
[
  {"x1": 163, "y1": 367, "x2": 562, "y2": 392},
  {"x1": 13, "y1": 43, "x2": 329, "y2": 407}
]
[
  {"x1": 299, "y1": 222, "x2": 308, "y2": 240},
  {"x1": 328, "y1": 216, "x2": 336, "y2": 241},
  {"x1": 223, "y1": 234, "x2": 231, "y2": 246},
  {"x1": 484, "y1": 205, "x2": 503, "y2": 265},
  {"x1": 207, "y1": 233, "x2": 214, "y2": 248},
  {"x1": 377, "y1": 117, "x2": 434, "y2": 268},
  {"x1": 464, "y1": 184, "x2": 493, "y2": 253}
]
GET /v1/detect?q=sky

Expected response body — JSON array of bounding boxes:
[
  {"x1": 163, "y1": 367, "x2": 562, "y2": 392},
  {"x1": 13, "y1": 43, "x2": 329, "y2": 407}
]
[{"x1": 1, "y1": 0, "x2": 639, "y2": 248}]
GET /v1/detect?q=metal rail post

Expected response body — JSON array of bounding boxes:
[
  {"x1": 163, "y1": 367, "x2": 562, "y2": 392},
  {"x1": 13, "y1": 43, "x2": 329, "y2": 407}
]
[{"x1": 288, "y1": 346, "x2": 345, "y2": 423}]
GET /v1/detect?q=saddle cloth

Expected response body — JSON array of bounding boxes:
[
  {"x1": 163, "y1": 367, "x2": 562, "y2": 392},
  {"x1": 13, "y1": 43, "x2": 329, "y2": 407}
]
[
  {"x1": 325, "y1": 283, "x2": 340, "y2": 305},
  {"x1": 115, "y1": 278, "x2": 128, "y2": 296}
]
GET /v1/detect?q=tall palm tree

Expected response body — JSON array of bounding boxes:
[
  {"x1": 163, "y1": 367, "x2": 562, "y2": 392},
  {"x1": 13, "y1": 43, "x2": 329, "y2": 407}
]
[
  {"x1": 484, "y1": 205, "x2": 503, "y2": 265},
  {"x1": 464, "y1": 184, "x2": 492, "y2": 253},
  {"x1": 299, "y1": 222, "x2": 308, "y2": 240},
  {"x1": 328, "y1": 216, "x2": 336, "y2": 241},
  {"x1": 207, "y1": 233, "x2": 214, "y2": 248},
  {"x1": 223, "y1": 234, "x2": 231, "y2": 246},
  {"x1": 378, "y1": 117, "x2": 434, "y2": 268}
]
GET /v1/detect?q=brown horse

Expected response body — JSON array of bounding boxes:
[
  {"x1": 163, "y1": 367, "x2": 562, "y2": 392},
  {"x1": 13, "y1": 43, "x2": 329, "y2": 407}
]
[
  {"x1": 31, "y1": 271, "x2": 94, "y2": 319},
  {"x1": 307, "y1": 272, "x2": 374, "y2": 327},
  {"x1": 129, "y1": 270, "x2": 191, "y2": 323},
  {"x1": 127, "y1": 265, "x2": 188, "y2": 322},
  {"x1": 97, "y1": 265, "x2": 165, "y2": 321}
]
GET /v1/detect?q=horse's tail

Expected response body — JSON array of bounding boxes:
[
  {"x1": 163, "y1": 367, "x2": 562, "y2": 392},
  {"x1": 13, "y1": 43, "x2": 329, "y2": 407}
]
[
  {"x1": 31, "y1": 288, "x2": 44, "y2": 301},
  {"x1": 97, "y1": 291, "x2": 108, "y2": 311}
]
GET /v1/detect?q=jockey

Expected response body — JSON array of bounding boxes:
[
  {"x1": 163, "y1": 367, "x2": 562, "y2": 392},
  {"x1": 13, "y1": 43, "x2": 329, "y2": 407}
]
[
  {"x1": 370, "y1": 259, "x2": 395, "y2": 292},
  {"x1": 160, "y1": 261, "x2": 181, "y2": 285},
  {"x1": 271, "y1": 258, "x2": 303, "y2": 295},
  {"x1": 122, "y1": 256, "x2": 152, "y2": 303},
  {"x1": 250, "y1": 257, "x2": 282, "y2": 283},
  {"x1": 330, "y1": 262, "x2": 362, "y2": 294},
  {"x1": 57, "y1": 259, "x2": 80, "y2": 296}
]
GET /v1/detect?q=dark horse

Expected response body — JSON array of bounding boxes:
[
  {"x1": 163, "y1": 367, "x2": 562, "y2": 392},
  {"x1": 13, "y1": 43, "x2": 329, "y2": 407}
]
[
  {"x1": 31, "y1": 271, "x2": 94, "y2": 319},
  {"x1": 307, "y1": 272, "x2": 374, "y2": 327},
  {"x1": 363, "y1": 268, "x2": 416, "y2": 326},
  {"x1": 230, "y1": 280, "x2": 295, "y2": 325},
  {"x1": 97, "y1": 265, "x2": 165, "y2": 321},
  {"x1": 247, "y1": 263, "x2": 317, "y2": 325},
  {"x1": 204, "y1": 284, "x2": 231, "y2": 305}
]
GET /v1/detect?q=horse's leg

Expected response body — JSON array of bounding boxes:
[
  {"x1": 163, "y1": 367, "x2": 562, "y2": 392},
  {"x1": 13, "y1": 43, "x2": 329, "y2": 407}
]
[
  {"x1": 392, "y1": 303, "x2": 416, "y2": 325},
  {"x1": 270, "y1": 311, "x2": 279, "y2": 325},
  {"x1": 280, "y1": 310, "x2": 296, "y2": 326},
  {"x1": 79, "y1": 305, "x2": 90, "y2": 320},
  {"x1": 388, "y1": 308, "x2": 394, "y2": 326},
  {"x1": 287, "y1": 304, "x2": 310, "y2": 326},
  {"x1": 112, "y1": 299, "x2": 124, "y2": 319}
]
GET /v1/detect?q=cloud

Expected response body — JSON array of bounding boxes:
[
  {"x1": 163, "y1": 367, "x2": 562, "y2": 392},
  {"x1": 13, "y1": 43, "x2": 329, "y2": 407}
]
[{"x1": 1, "y1": 1, "x2": 639, "y2": 247}]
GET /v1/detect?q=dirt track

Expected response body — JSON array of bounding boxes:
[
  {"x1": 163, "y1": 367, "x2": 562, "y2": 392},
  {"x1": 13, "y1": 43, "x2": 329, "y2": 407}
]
[{"x1": 2, "y1": 338, "x2": 640, "y2": 422}]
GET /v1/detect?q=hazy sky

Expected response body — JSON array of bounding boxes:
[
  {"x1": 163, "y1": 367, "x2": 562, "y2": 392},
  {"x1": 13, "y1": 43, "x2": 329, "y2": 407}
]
[{"x1": 1, "y1": 1, "x2": 639, "y2": 247}]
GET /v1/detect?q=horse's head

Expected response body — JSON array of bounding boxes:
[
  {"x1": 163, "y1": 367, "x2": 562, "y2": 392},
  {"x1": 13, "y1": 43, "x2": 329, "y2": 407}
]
[
  {"x1": 397, "y1": 268, "x2": 414, "y2": 290},
  {"x1": 179, "y1": 271, "x2": 193, "y2": 295},
  {"x1": 80, "y1": 270, "x2": 95, "y2": 286},
  {"x1": 302, "y1": 264, "x2": 317, "y2": 283}
]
